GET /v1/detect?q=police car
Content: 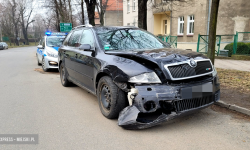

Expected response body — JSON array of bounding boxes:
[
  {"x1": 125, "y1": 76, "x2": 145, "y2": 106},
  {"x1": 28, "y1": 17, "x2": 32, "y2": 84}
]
[{"x1": 36, "y1": 32, "x2": 66, "y2": 71}]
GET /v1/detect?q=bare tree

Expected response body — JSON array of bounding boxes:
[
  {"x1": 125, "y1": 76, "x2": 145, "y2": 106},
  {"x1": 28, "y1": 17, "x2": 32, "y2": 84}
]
[
  {"x1": 19, "y1": 0, "x2": 35, "y2": 45},
  {"x1": 0, "y1": 3, "x2": 13, "y2": 38},
  {"x1": 96, "y1": 0, "x2": 109, "y2": 26},
  {"x1": 207, "y1": 0, "x2": 220, "y2": 64},
  {"x1": 85, "y1": 0, "x2": 97, "y2": 26},
  {"x1": 9, "y1": 0, "x2": 20, "y2": 46}
]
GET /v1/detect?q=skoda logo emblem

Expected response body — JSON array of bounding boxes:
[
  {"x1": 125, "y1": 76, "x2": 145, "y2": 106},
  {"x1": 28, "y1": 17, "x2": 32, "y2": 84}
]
[{"x1": 190, "y1": 59, "x2": 197, "y2": 68}]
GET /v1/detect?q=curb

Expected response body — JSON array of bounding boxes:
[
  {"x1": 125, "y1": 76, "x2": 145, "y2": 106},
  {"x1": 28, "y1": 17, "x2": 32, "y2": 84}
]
[{"x1": 215, "y1": 100, "x2": 250, "y2": 116}]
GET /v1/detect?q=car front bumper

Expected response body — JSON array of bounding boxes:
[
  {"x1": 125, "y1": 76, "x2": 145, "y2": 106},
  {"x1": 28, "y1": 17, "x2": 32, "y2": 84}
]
[
  {"x1": 118, "y1": 78, "x2": 220, "y2": 130},
  {"x1": 44, "y1": 56, "x2": 59, "y2": 69}
]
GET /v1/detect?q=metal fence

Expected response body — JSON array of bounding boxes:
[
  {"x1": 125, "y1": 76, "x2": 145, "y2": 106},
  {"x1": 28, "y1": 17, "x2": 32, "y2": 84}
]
[
  {"x1": 158, "y1": 35, "x2": 178, "y2": 48},
  {"x1": 197, "y1": 32, "x2": 250, "y2": 56},
  {"x1": 233, "y1": 32, "x2": 250, "y2": 55}
]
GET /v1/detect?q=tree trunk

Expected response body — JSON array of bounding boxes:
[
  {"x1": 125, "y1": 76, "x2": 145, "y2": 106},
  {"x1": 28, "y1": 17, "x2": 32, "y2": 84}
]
[
  {"x1": 54, "y1": 0, "x2": 61, "y2": 31},
  {"x1": 207, "y1": 0, "x2": 220, "y2": 65},
  {"x1": 81, "y1": 0, "x2": 85, "y2": 25},
  {"x1": 14, "y1": 25, "x2": 19, "y2": 46},
  {"x1": 138, "y1": 0, "x2": 148, "y2": 30},
  {"x1": 85, "y1": 0, "x2": 96, "y2": 26},
  {"x1": 100, "y1": 12, "x2": 104, "y2": 26},
  {"x1": 68, "y1": 0, "x2": 73, "y2": 26}
]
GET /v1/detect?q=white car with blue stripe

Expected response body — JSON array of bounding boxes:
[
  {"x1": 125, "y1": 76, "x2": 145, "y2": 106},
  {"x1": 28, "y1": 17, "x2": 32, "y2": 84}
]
[{"x1": 36, "y1": 32, "x2": 66, "y2": 71}]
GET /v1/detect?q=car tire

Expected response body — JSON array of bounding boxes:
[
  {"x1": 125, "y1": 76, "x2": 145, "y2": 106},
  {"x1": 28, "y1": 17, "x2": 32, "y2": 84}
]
[
  {"x1": 60, "y1": 62, "x2": 71, "y2": 87},
  {"x1": 37, "y1": 54, "x2": 41, "y2": 66},
  {"x1": 42, "y1": 57, "x2": 49, "y2": 72},
  {"x1": 97, "y1": 76, "x2": 127, "y2": 119}
]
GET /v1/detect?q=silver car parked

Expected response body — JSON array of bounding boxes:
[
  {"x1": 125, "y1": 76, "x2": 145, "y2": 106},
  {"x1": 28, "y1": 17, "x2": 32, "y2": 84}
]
[
  {"x1": 0, "y1": 42, "x2": 8, "y2": 50},
  {"x1": 0, "y1": 42, "x2": 8, "y2": 49}
]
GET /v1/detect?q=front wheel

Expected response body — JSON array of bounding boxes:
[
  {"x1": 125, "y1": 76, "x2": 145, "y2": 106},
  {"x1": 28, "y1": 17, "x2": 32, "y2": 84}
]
[
  {"x1": 97, "y1": 76, "x2": 127, "y2": 119},
  {"x1": 42, "y1": 57, "x2": 48, "y2": 72}
]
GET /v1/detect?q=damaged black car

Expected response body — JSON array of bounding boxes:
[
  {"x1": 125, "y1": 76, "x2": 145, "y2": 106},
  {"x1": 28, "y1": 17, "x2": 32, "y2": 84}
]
[{"x1": 58, "y1": 25, "x2": 220, "y2": 130}]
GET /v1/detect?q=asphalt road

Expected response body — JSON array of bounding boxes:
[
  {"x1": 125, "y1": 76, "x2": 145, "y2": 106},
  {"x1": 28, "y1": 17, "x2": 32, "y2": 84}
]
[{"x1": 0, "y1": 47, "x2": 250, "y2": 150}]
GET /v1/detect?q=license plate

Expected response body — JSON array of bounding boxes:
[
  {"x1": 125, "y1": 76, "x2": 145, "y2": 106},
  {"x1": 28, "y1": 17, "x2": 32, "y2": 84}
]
[{"x1": 181, "y1": 82, "x2": 213, "y2": 99}]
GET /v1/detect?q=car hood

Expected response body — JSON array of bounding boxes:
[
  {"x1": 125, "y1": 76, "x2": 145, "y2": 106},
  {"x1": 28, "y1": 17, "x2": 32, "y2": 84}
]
[
  {"x1": 105, "y1": 48, "x2": 208, "y2": 65},
  {"x1": 46, "y1": 46, "x2": 60, "y2": 52}
]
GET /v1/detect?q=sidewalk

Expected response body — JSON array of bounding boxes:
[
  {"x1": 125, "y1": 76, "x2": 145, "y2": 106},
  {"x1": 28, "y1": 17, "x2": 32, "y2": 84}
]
[
  {"x1": 214, "y1": 59, "x2": 250, "y2": 116},
  {"x1": 215, "y1": 59, "x2": 250, "y2": 72}
]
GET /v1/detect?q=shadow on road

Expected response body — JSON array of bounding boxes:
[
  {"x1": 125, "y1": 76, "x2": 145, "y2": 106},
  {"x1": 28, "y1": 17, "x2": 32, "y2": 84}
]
[{"x1": 34, "y1": 68, "x2": 59, "y2": 75}]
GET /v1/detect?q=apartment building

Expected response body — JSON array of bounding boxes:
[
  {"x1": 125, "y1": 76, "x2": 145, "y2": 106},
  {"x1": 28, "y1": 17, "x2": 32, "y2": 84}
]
[{"x1": 123, "y1": 0, "x2": 250, "y2": 50}]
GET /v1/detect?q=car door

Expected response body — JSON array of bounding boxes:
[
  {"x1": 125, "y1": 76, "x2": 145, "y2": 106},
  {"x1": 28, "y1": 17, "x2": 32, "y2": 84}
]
[
  {"x1": 63, "y1": 29, "x2": 83, "y2": 81},
  {"x1": 73, "y1": 29, "x2": 96, "y2": 92}
]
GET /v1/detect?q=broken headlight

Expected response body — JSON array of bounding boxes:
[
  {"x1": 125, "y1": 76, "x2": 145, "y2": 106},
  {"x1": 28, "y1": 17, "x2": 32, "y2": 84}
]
[{"x1": 128, "y1": 72, "x2": 161, "y2": 83}]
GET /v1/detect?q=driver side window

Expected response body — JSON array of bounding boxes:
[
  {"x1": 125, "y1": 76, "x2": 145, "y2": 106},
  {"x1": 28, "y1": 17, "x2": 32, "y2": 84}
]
[
  {"x1": 80, "y1": 29, "x2": 95, "y2": 48},
  {"x1": 68, "y1": 29, "x2": 83, "y2": 47}
]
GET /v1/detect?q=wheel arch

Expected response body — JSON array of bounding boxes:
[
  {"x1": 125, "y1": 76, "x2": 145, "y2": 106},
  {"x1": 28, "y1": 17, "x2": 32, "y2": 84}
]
[{"x1": 95, "y1": 72, "x2": 110, "y2": 92}]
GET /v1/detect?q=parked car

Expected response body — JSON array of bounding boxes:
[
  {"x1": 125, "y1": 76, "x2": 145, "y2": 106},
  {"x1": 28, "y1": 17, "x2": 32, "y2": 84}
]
[
  {"x1": 58, "y1": 25, "x2": 220, "y2": 129},
  {"x1": 0, "y1": 43, "x2": 4, "y2": 50},
  {"x1": 0, "y1": 42, "x2": 8, "y2": 49},
  {"x1": 36, "y1": 32, "x2": 66, "y2": 71}
]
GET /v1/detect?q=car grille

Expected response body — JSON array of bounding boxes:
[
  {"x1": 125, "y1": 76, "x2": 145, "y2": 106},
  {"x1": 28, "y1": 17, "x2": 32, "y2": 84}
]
[
  {"x1": 168, "y1": 60, "x2": 213, "y2": 79},
  {"x1": 174, "y1": 95, "x2": 214, "y2": 112}
]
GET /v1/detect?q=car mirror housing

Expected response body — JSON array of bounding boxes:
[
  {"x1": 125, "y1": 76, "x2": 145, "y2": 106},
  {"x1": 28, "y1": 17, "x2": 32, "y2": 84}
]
[
  {"x1": 37, "y1": 45, "x2": 44, "y2": 49},
  {"x1": 79, "y1": 44, "x2": 93, "y2": 51}
]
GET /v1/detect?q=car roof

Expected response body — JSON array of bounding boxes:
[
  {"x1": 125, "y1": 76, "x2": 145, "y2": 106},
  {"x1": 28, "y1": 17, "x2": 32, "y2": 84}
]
[{"x1": 72, "y1": 25, "x2": 138, "y2": 31}]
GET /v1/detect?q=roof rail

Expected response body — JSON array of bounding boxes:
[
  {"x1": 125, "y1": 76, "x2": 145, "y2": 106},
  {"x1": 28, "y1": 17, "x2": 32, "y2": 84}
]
[{"x1": 72, "y1": 24, "x2": 93, "y2": 30}]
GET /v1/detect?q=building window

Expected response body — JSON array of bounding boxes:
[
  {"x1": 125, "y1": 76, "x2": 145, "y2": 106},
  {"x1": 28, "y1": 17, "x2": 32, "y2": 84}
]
[
  {"x1": 132, "y1": 0, "x2": 136, "y2": 11},
  {"x1": 164, "y1": 20, "x2": 168, "y2": 34},
  {"x1": 178, "y1": 16, "x2": 184, "y2": 35},
  {"x1": 187, "y1": 15, "x2": 194, "y2": 35},
  {"x1": 127, "y1": 0, "x2": 130, "y2": 13}
]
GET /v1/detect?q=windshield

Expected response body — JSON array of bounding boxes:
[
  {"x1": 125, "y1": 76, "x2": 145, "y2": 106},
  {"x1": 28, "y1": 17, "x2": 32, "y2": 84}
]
[
  {"x1": 46, "y1": 36, "x2": 65, "y2": 47},
  {"x1": 95, "y1": 28, "x2": 171, "y2": 51}
]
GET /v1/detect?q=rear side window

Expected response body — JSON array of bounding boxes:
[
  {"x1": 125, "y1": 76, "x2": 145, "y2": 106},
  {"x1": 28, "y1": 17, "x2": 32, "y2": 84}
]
[{"x1": 68, "y1": 29, "x2": 83, "y2": 47}]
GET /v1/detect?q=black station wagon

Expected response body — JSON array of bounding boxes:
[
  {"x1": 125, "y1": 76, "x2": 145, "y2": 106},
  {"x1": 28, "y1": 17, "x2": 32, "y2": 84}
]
[{"x1": 58, "y1": 25, "x2": 220, "y2": 129}]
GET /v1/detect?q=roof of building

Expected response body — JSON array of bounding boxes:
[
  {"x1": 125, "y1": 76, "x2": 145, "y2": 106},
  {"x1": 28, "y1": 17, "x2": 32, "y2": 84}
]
[{"x1": 105, "y1": 0, "x2": 123, "y2": 11}]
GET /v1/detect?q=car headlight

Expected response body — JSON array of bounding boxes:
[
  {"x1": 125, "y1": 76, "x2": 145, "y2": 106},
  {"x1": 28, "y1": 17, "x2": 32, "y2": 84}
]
[
  {"x1": 129, "y1": 72, "x2": 161, "y2": 83},
  {"x1": 212, "y1": 67, "x2": 217, "y2": 77},
  {"x1": 46, "y1": 51, "x2": 58, "y2": 58},
  {"x1": 213, "y1": 68, "x2": 220, "y2": 84}
]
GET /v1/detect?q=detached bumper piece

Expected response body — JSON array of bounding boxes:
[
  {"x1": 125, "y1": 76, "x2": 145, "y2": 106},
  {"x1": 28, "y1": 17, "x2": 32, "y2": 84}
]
[{"x1": 118, "y1": 83, "x2": 220, "y2": 130}]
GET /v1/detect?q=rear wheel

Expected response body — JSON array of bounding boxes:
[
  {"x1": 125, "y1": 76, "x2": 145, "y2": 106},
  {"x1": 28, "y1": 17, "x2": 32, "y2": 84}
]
[
  {"x1": 42, "y1": 57, "x2": 48, "y2": 72},
  {"x1": 97, "y1": 76, "x2": 127, "y2": 119},
  {"x1": 60, "y1": 62, "x2": 71, "y2": 87}
]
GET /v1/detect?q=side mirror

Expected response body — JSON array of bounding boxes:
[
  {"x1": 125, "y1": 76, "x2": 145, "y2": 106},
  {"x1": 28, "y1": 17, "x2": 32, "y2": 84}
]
[
  {"x1": 79, "y1": 44, "x2": 92, "y2": 51},
  {"x1": 37, "y1": 45, "x2": 44, "y2": 49}
]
